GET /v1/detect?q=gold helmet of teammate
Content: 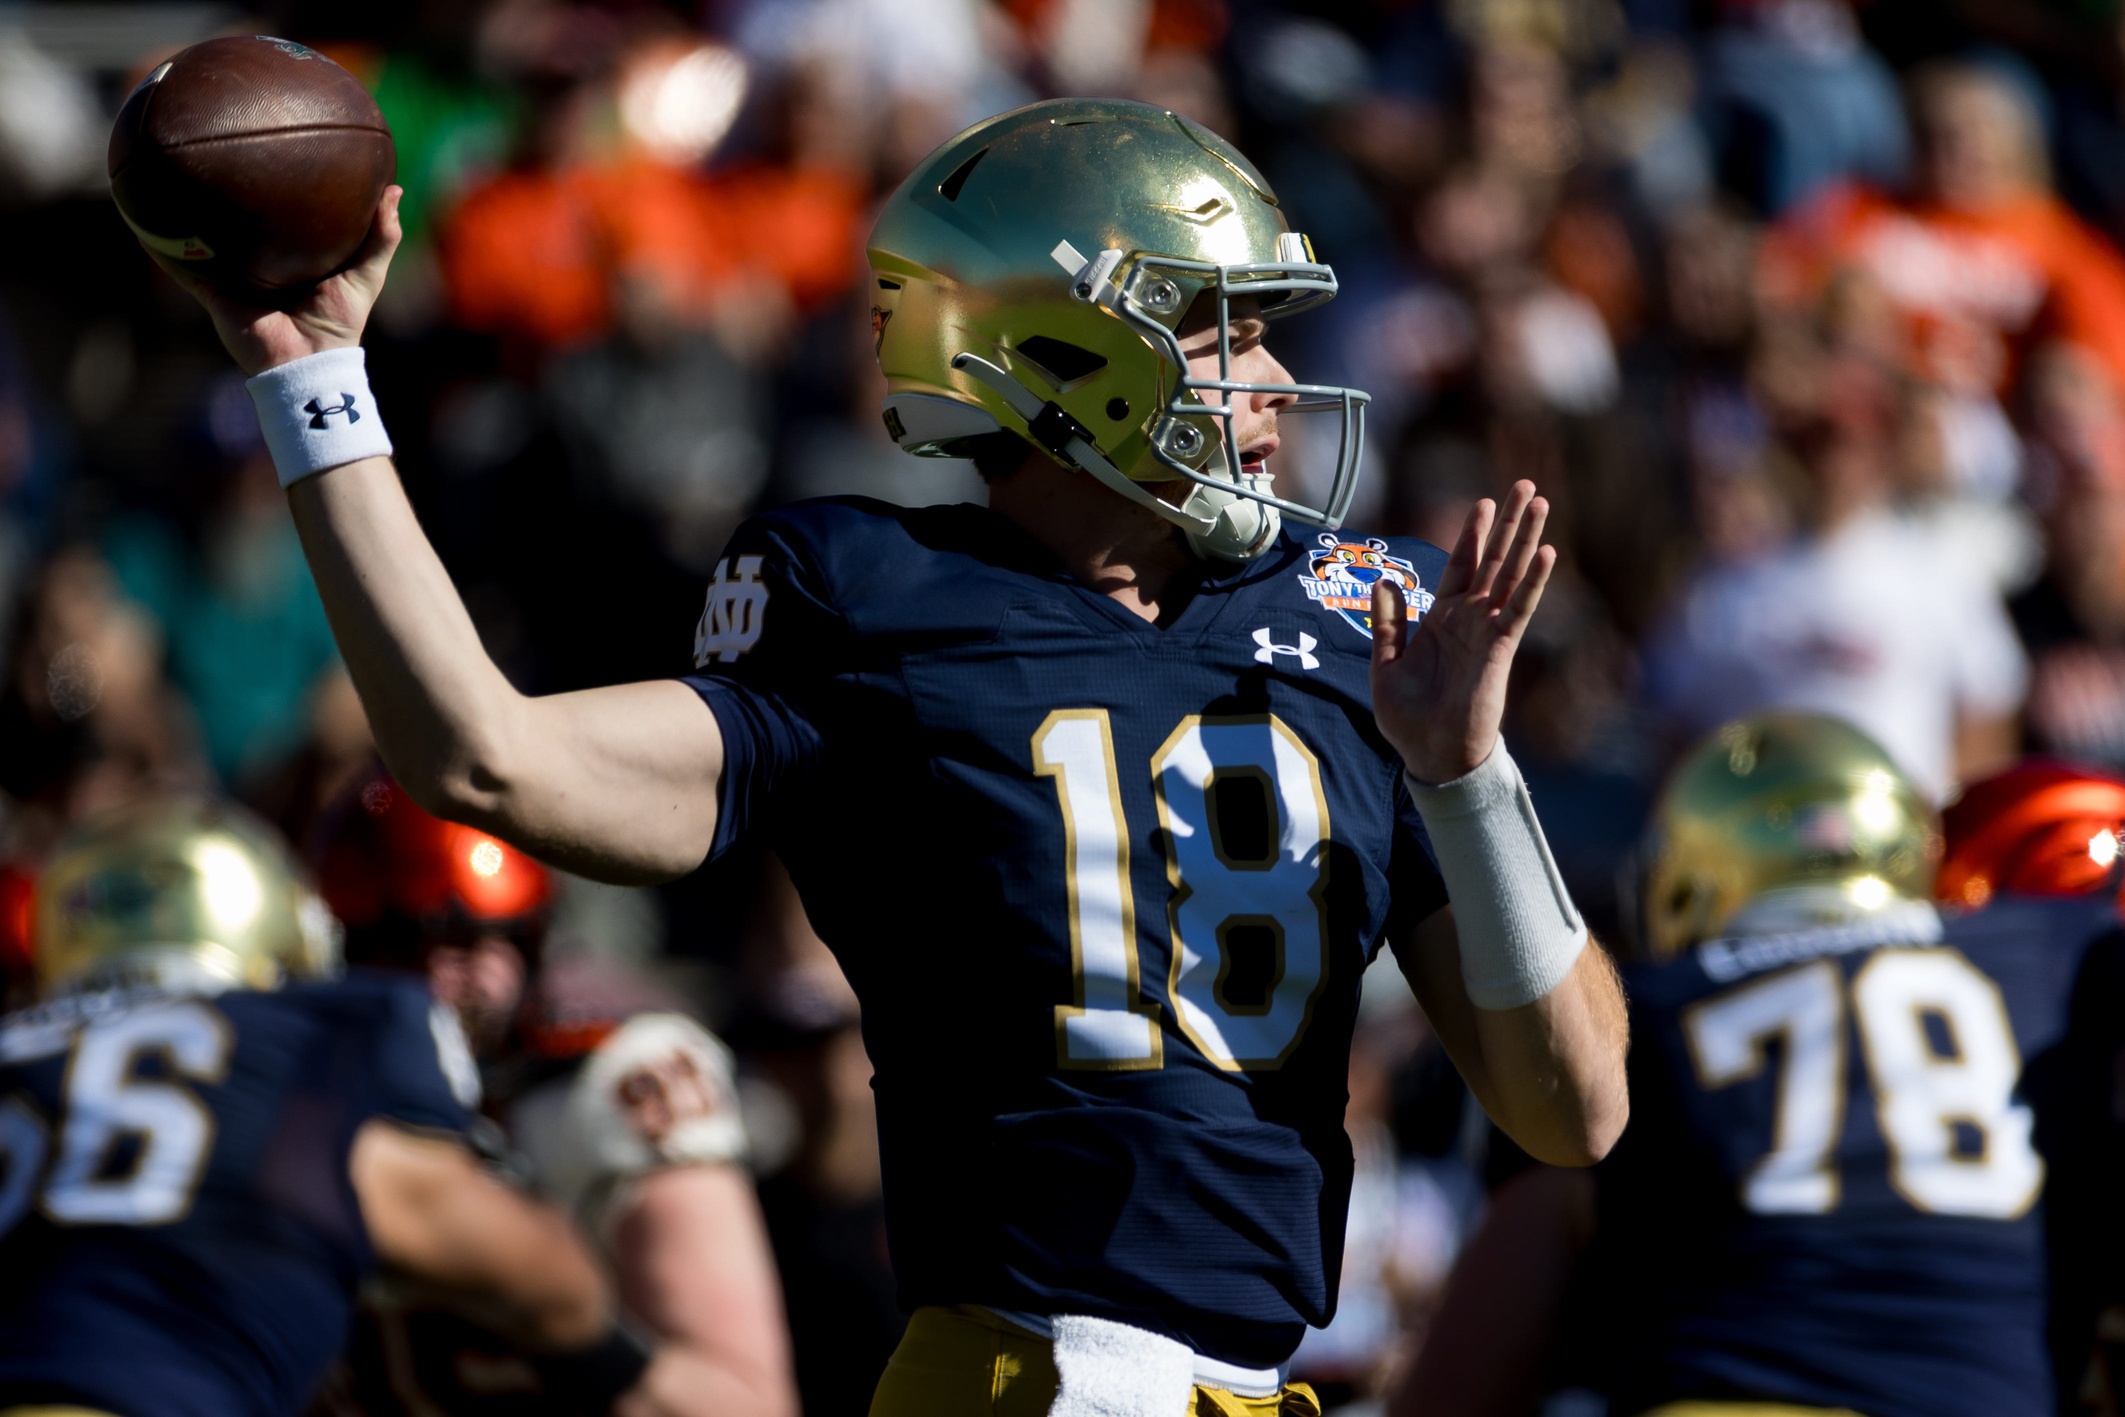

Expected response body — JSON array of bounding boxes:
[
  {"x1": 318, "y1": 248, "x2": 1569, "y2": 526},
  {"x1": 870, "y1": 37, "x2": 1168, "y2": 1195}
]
[
  {"x1": 867, "y1": 97, "x2": 1370, "y2": 563},
  {"x1": 1634, "y1": 713, "x2": 1941, "y2": 961},
  {"x1": 34, "y1": 797, "x2": 339, "y2": 995}
]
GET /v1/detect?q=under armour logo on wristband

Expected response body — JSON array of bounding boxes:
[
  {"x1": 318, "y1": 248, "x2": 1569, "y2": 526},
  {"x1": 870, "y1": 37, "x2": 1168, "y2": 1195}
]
[
  {"x1": 1251, "y1": 627, "x2": 1320, "y2": 670},
  {"x1": 304, "y1": 394, "x2": 361, "y2": 428},
  {"x1": 250, "y1": 348, "x2": 393, "y2": 487}
]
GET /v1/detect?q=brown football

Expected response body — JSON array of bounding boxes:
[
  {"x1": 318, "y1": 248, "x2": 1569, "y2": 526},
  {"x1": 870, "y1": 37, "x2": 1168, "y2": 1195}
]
[{"x1": 109, "y1": 36, "x2": 395, "y2": 304}]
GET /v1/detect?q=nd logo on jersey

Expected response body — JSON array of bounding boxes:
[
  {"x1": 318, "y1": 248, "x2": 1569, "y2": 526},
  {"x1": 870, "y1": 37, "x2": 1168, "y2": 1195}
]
[
  {"x1": 694, "y1": 555, "x2": 769, "y2": 665},
  {"x1": 1298, "y1": 535, "x2": 1431, "y2": 637}
]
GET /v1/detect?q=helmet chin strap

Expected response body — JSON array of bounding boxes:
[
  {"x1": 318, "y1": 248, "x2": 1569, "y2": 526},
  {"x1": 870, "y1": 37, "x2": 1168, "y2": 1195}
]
[
  {"x1": 1175, "y1": 475, "x2": 1281, "y2": 562},
  {"x1": 950, "y1": 352, "x2": 1280, "y2": 562}
]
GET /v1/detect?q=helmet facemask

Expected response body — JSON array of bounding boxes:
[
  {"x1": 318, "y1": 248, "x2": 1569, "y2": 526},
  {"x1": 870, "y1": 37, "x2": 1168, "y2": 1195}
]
[
  {"x1": 1093, "y1": 237, "x2": 1369, "y2": 546},
  {"x1": 953, "y1": 238, "x2": 1369, "y2": 562}
]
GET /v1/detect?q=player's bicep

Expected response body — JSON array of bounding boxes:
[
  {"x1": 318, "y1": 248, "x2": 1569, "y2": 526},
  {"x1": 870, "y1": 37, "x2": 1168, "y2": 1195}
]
[{"x1": 500, "y1": 679, "x2": 727, "y2": 884}]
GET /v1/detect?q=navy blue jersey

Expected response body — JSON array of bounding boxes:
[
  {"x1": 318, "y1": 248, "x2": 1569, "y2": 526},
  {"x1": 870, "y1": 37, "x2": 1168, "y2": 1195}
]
[
  {"x1": 683, "y1": 498, "x2": 1451, "y2": 1367},
  {"x1": 1576, "y1": 896, "x2": 2121, "y2": 1417},
  {"x1": 0, "y1": 971, "x2": 474, "y2": 1417}
]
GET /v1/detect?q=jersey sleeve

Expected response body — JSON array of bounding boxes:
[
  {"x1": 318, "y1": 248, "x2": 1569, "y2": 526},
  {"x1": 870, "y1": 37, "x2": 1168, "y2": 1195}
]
[
  {"x1": 365, "y1": 976, "x2": 481, "y2": 1135},
  {"x1": 680, "y1": 513, "x2": 845, "y2": 864},
  {"x1": 513, "y1": 1013, "x2": 749, "y2": 1223}
]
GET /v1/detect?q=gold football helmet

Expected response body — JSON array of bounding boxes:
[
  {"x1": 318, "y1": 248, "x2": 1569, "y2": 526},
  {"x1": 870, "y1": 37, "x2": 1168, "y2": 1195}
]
[
  {"x1": 1635, "y1": 713, "x2": 1940, "y2": 961},
  {"x1": 867, "y1": 97, "x2": 1370, "y2": 562},
  {"x1": 34, "y1": 797, "x2": 339, "y2": 995}
]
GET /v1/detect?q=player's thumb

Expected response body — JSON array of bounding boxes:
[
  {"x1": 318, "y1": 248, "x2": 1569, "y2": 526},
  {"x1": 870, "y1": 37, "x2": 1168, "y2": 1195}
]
[
  {"x1": 352, "y1": 186, "x2": 405, "y2": 276},
  {"x1": 1370, "y1": 580, "x2": 1405, "y2": 669}
]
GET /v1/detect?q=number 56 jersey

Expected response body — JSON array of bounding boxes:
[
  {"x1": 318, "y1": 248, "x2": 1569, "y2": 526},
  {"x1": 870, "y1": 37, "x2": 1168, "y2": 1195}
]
[
  {"x1": 1578, "y1": 895, "x2": 2120, "y2": 1417},
  {"x1": 0, "y1": 972, "x2": 476, "y2": 1417},
  {"x1": 683, "y1": 497, "x2": 1452, "y2": 1369}
]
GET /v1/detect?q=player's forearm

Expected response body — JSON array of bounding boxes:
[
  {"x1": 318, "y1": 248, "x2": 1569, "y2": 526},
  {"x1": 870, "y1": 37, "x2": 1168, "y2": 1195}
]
[
  {"x1": 1465, "y1": 945, "x2": 1630, "y2": 1167},
  {"x1": 353, "y1": 1122, "x2": 613, "y2": 1349},
  {"x1": 1398, "y1": 910, "x2": 1628, "y2": 1167},
  {"x1": 286, "y1": 456, "x2": 527, "y2": 819}
]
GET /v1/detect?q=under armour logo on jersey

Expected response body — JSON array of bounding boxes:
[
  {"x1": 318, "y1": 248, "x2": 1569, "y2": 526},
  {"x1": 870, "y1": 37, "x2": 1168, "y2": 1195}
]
[
  {"x1": 694, "y1": 555, "x2": 770, "y2": 665},
  {"x1": 1252, "y1": 627, "x2": 1320, "y2": 670},
  {"x1": 303, "y1": 394, "x2": 360, "y2": 428}
]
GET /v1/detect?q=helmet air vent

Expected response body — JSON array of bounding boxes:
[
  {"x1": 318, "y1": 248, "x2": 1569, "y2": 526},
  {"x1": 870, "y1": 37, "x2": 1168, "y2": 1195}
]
[
  {"x1": 1014, "y1": 335, "x2": 1107, "y2": 388},
  {"x1": 938, "y1": 146, "x2": 989, "y2": 202}
]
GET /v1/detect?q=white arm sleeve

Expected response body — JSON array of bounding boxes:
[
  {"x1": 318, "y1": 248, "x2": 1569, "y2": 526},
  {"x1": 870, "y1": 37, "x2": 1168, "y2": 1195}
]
[{"x1": 1405, "y1": 742, "x2": 1588, "y2": 1010}]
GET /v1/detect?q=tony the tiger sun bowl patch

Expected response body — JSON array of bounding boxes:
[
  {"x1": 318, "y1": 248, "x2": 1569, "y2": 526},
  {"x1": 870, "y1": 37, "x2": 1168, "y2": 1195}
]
[{"x1": 1298, "y1": 535, "x2": 1433, "y2": 636}]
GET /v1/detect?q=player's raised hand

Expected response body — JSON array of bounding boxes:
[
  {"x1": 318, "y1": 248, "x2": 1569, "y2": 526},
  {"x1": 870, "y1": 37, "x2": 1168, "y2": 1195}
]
[
  {"x1": 143, "y1": 186, "x2": 403, "y2": 378},
  {"x1": 1370, "y1": 480, "x2": 1556, "y2": 784}
]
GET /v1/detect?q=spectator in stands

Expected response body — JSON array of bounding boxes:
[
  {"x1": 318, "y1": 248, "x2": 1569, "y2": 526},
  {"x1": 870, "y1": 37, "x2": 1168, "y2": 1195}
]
[
  {"x1": 2011, "y1": 343, "x2": 2125, "y2": 768},
  {"x1": 0, "y1": 308, "x2": 62, "y2": 668},
  {"x1": 101, "y1": 379, "x2": 339, "y2": 791},
  {"x1": 1698, "y1": 0, "x2": 1909, "y2": 216},
  {"x1": 0, "y1": 544, "x2": 201, "y2": 847},
  {"x1": 1760, "y1": 59, "x2": 2125, "y2": 405},
  {"x1": 1644, "y1": 303, "x2": 2026, "y2": 801}
]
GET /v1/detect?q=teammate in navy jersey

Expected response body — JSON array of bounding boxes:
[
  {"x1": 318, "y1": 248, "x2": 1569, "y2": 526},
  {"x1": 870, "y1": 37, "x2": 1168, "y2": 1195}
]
[
  {"x1": 148, "y1": 97, "x2": 1628, "y2": 1410},
  {"x1": 0, "y1": 799, "x2": 624, "y2": 1417},
  {"x1": 1396, "y1": 717, "x2": 2125, "y2": 1417},
  {"x1": 1934, "y1": 760, "x2": 2125, "y2": 1415}
]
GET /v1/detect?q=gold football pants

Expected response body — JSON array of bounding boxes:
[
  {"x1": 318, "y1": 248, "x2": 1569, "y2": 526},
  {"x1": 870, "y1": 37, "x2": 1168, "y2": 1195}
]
[
  {"x1": 0, "y1": 1409, "x2": 122, "y2": 1417},
  {"x1": 1639, "y1": 1405, "x2": 1865, "y2": 1417},
  {"x1": 868, "y1": 1306, "x2": 1320, "y2": 1417}
]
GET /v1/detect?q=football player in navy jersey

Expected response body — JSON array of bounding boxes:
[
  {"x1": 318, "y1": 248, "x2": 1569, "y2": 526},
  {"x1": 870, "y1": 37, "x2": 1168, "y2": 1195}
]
[
  {"x1": 146, "y1": 97, "x2": 1629, "y2": 1412},
  {"x1": 0, "y1": 798, "x2": 634, "y2": 1417},
  {"x1": 309, "y1": 772, "x2": 797, "y2": 1417},
  {"x1": 1395, "y1": 717, "x2": 2125, "y2": 1417}
]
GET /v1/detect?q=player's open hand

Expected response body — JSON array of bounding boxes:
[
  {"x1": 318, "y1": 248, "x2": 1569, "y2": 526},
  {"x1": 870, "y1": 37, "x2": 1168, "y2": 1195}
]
[
  {"x1": 143, "y1": 185, "x2": 403, "y2": 378},
  {"x1": 1370, "y1": 480, "x2": 1555, "y2": 784}
]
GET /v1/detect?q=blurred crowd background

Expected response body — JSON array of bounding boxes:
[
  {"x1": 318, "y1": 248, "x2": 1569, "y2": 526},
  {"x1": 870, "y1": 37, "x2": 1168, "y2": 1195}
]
[{"x1": 3, "y1": 0, "x2": 2124, "y2": 1410}]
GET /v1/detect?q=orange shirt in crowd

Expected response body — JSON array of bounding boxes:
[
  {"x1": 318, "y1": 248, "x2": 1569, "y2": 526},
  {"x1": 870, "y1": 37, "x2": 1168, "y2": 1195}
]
[
  {"x1": 436, "y1": 157, "x2": 867, "y2": 350},
  {"x1": 437, "y1": 167, "x2": 613, "y2": 348},
  {"x1": 1760, "y1": 181, "x2": 2125, "y2": 394}
]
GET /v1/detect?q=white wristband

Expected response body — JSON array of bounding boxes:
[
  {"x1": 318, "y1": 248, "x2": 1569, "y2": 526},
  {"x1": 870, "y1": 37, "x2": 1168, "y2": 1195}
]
[
  {"x1": 1406, "y1": 743, "x2": 1587, "y2": 1010},
  {"x1": 245, "y1": 346, "x2": 393, "y2": 488}
]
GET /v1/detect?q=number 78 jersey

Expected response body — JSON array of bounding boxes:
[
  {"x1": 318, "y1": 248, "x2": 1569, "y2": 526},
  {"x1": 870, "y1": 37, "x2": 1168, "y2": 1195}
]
[
  {"x1": 1583, "y1": 895, "x2": 2120, "y2": 1417},
  {"x1": 683, "y1": 498, "x2": 1451, "y2": 1369}
]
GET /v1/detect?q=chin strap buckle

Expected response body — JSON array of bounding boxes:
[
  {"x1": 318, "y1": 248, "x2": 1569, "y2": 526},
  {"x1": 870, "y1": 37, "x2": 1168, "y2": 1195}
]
[
  {"x1": 1028, "y1": 402, "x2": 1094, "y2": 460},
  {"x1": 952, "y1": 352, "x2": 1094, "y2": 465}
]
